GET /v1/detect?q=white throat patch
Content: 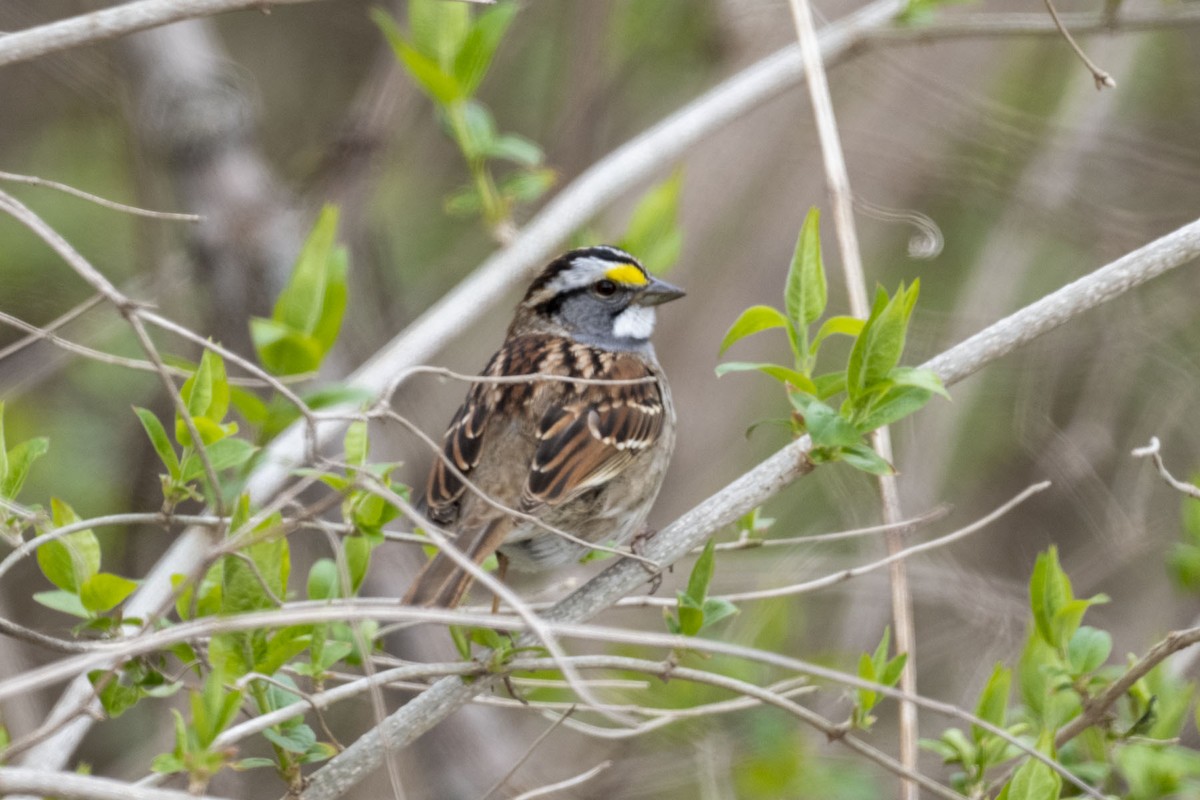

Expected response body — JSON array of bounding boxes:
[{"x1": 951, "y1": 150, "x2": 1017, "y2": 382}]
[{"x1": 612, "y1": 305, "x2": 656, "y2": 340}]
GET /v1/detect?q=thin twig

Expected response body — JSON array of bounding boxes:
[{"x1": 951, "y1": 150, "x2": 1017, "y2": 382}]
[
  {"x1": 0, "y1": 767, "x2": 235, "y2": 800},
  {"x1": 0, "y1": 513, "x2": 228, "y2": 583},
  {"x1": 1041, "y1": 0, "x2": 1117, "y2": 89},
  {"x1": 511, "y1": 760, "x2": 612, "y2": 800},
  {"x1": 1132, "y1": 437, "x2": 1200, "y2": 500},
  {"x1": 0, "y1": 293, "x2": 104, "y2": 363},
  {"x1": 0, "y1": 171, "x2": 202, "y2": 221},
  {"x1": 624, "y1": 481, "x2": 1050, "y2": 605},
  {"x1": 480, "y1": 707, "x2": 577, "y2": 800},
  {"x1": 863, "y1": 7, "x2": 1200, "y2": 42},
  {"x1": 0, "y1": 0, "x2": 334, "y2": 68},
  {"x1": 11, "y1": 600, "x2": 1076, "y2": 799},
  {"x1": 701, "y1": 504, "x2": 950, "y2": 553}
]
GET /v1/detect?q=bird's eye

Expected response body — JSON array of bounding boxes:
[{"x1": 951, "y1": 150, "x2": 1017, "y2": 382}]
[{"x1": 593, "y1": 279, "x2": 618, "y2": 297}]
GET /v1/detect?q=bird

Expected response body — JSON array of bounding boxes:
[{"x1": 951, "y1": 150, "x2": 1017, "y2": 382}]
[{"x1": 404, "y1": 245, "x2": 684, "y2": 608}]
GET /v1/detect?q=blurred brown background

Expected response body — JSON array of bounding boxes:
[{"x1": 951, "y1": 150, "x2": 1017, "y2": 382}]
[{"x1": 1, "y1": 0, "x2": 1199, "y2": 797}]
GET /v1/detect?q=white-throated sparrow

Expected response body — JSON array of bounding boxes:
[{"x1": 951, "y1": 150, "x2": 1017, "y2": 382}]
[{"x1": 404, "y1": 245, "x2": 684, "y2": 607}]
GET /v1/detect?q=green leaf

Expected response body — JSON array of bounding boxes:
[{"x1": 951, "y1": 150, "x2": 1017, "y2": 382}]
[
  {"x1": 852, "y1": 385, "x2": 934, "y2": 433},
  {"x1": 176, "y1": 349, "x2": 231, "y2": 446},
  {"x1": 311, "y1": 246, "x2": 348, "y2": 356},
  {"x1": 33, "y1": 589, "x2": 90, "y2": 618},
  {"x1": 714, "y1": 361, "x2": 818, "y2": 395},
  {"x1": 1053, "y1": 597, "x2": 1108, "y2": 649},
  {"x1": 847, "y1": 282, "x2": 917, "y2": 403},
  {"x1": 88, "y1": 669, "x2": 142, "y2": 718},
  {"x1": 378, "y1": 19, "x2": 463, "y2": 104},
  {"x1": 785, "y1": 207, "x2": 827, "y2": 329},
  {"x1": 134, "y1": 407, "x2": 180, "y2": 478},
  {"x1": 881, "y1": 653, "x2": 908, "y2": 687},
  {"x1": 1067, "y1": 626, "x2": 1111, "y2": 675},
  {"x1": 792, "y1": 398, "x2": 861, "y2": 448},
  {"x1": 207, "y1": 632, "x2": 251, "y2": 678},
  {"x1": 453, "y1": 2, "x2": 518, "y2": 97},
  {"x1": 483, "y1": 133, "x2": 544, "y2": 166},
  {"x1": 345, "y1": 535, "x2": 373, "y2": 593},
  {"x1": 263, "y1": 722, "x2": 317, "y2": 754},
  {"x1": 37, "y1": 499, "x2": 101, "y2": 593},
  {"x1": 193, "y1": 670, "x2": 242, "y2": 748},
  {"x1": 449, "y1": 625, "x2": 472, "y2": 659},
  {"x1": 151, "y1": 752, "x2": 185, "y2": 775},
  {"x1": 839, "y1": 442, "x2": 895, "y2": 475},
  {"x1": 701, "y1": 597, "x2": 739, "y2": 628},
  {"x1": 276, "y1": 206, "x2": 339, "y2": 336},
  {"x1": 234, "y1": 757, "x2": 277, "y2": 771},
  {"x1": 182, "y1": 438, "x2": 253, "y2": 474},
  {"x1": 250, "y1": 321, "x2": 324, "y2": 377},
  {"x1": 887, "y1": 366, "x2": 950, "y2": 399},
  {"x1": 810, "y1": 315, "x2": 864, "y2": 354},
  {"x1": 182, "y1": 349, "x2": 215, "y2": 419},
  {"x1": 973, "y1": 663, "x2": 1011, "y2": 743},
  {"x1": 344, "y1": 421, "x2": 368, "y2": 468},
  {"x1": 1029, "y1": 547, "x2": 1068, "y2": 647},
  {"x1": 222, "y1": 532, "x2": 289, "y2": 614},
  {"x1": 1, "y1": 436, "x2": 49, "y2": 501},
  {"x1": 685, "y1": 539, "x2": 717, "y2": 602},
  {"x1": 407, "y1": 0, "x2": 470, "y2": 69},
  {"x1": 619, "y1": 169, "x2": 684, "y2": 274},
  {"x1": 307, "y1": 559, "x2": 339, "y2": 600},
  {"x1": 718, "y1": 305, "x2": 791, "y2": 355},
  {"x1": 1029, "y1": 546, "x2": 1108, "y2": 651},
  {"x1": 173, "y1": 565, "x2": 223, "y2": 620},
  {"x1": 871, "y1": 627, "x2": 892, "y2": 672},
  {"x1": 455, "y1": 100, "x2": 497, "y2": 159},
  {"x1": 498, "y1": 168, "x2": 557, "y2": 204},
  {"x1": 1004, "y1": 740, "x2": 1062, "y2": 800},
  {"x1": 79, "y1": 572, "x2": 138, "y2": 613},
  {"x1": 675, "y1": 592, "x2": 703, "y2": 636},
  {"x1": 256, "y1": 627, "x2": 312, "y2": 676},
  {"x1": 444, "y1": 184, "x2": 484, "y2": 216},
  {"x1": 812, "y1": 371, "x2": 847, "y2": 399}
]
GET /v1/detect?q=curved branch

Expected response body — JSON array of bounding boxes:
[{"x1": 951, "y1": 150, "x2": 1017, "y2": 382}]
[
  {"x1": 0, "y1": 0, "x2": 330, "y2": 68},
  {"x1": 0, "y1": 767, "x2": 234, "y2": 800}
]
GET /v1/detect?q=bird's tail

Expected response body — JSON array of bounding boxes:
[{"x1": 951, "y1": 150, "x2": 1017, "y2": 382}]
[{"x1": 403, "y1": 517, "x2": 513, "y2": 608}]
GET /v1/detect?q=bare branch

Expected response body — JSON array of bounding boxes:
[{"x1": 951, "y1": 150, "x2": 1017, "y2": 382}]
[
  {"x1": 1132, "y1": 437, "x2": 1200, "y2": 500},
  {"x1": 864, "y1": 7, "x2": 1200, "y2": 42},
  {"x1": 0, "y1": 767, "x2": 235, "y2": 800},
  {"x1": 511, "y1": 760, "x2": 612, "y2": 800},
  {"x1": 0, "y1": 0, "x2": 335, "y2": 69},
  {"x1": 1041, "y1": 0, "x2": 1117, "y2": 89},
  {"x1": 0, "y1": 171, "x2": 201, "y2": 221},
  {"x1": 480, "y1": 708, "x2": 576, "y2": 800},
  {"x1": 923, "y1": 217, "x2": 1200, "y2": 386},
  {"x1": 622, "y1": 481, "x2": 1051, "y2": 606}
]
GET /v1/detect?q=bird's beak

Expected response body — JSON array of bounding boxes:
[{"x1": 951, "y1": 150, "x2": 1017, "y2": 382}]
[{"x1": 634, "y1": 276, "x2": 686, "y2": 307}]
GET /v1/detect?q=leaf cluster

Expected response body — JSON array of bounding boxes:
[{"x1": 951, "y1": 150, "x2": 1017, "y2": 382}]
[
  {"x1": 717, "y1": 207, "x2": 947, "y2": 475},
  {"x1": 852, "y1": 626, "x2": 907, "y2": 731},
  {"x1": 923, "y1": 547, "x2": 1200, "y2": 799},
  {"x1": 374, "y1": 1, "x2": 553, "y2": 234},
  {"x1": 665, "y1": 539, "x2": 739, "y2": 638}
]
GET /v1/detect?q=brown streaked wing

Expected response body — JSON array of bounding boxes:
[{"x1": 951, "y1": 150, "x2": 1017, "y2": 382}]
[{"x1": 523, "y1": 352, "x2": 664, "y2": 509}]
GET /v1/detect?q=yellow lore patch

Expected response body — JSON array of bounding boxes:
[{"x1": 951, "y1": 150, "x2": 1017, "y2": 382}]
[{"x1": 604, "y1": 264, "x2": 648, "y2": 286}]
